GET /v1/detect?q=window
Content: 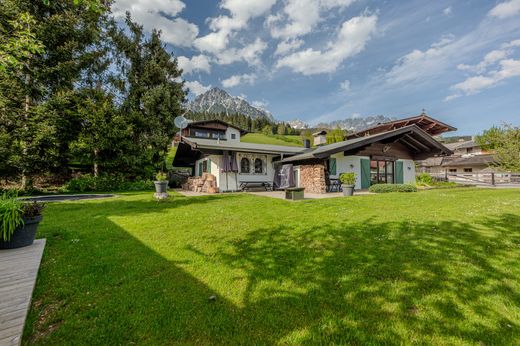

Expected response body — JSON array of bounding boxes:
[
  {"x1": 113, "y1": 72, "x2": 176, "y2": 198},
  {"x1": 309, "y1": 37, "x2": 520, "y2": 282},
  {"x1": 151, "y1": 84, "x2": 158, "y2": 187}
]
[
  {"x1": 240, "y1": 158, "x2": 250, "y2": 173},
  {"x1": 370, "y1": 160, "x2": 395, "y2": 185},
  {"x1": 449, "y1": 168, "x2": 457, "y2": 172},
  {"x1": 254, "y1": 158, "x2": 263, "y2": 173},
  {"x1": 195, "y1": 131, "x2": 209, "y2": 138},
  {"x1": 464, "y1": 168, "x2": 472, "y2": 173},
  {"x1": 231, "y1": 133, "x2": 236, "y2": 139}
]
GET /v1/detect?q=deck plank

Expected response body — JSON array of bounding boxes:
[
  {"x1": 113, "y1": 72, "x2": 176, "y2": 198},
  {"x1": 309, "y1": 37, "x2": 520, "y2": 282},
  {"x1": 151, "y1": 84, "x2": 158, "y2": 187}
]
[{"x1": 0, "y1": 239, "x2": 46, "y2": 346}]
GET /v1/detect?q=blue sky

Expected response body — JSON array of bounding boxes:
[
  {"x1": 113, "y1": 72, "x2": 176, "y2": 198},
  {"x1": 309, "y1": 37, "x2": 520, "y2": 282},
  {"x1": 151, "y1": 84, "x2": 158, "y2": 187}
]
[{"x1": 112, "y1": 0, "x2": 520, "y2": 135}]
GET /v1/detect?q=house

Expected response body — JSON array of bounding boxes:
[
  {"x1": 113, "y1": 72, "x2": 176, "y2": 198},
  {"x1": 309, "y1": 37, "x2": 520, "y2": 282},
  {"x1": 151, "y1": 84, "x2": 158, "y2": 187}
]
[
  {"x1": 418, "y1": 138, "x2": 496, "y2": 174},
  {"x1": 173, "y1": 114, "x2": 455, "y2": 193}
]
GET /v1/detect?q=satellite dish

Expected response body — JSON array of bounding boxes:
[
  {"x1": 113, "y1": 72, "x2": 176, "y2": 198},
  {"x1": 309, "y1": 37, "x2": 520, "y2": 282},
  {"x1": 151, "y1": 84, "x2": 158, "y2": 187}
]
[{"x1": 174, "y1": 115, "x2": 188, "y2": 129}]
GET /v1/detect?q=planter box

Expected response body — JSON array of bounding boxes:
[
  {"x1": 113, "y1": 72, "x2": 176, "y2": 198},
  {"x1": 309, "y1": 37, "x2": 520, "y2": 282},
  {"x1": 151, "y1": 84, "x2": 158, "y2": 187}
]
[
  {"x1": 342, "y1": 184, "x2": 355, "y2": 196},
  {"x1": 154, "y1": 181, "x2": 168, "y2": 194},
  {"x1": 0, "y1": 215, "x2": 42, "y2": 249},
  {"x1": 285, "y1": 187, "x2": 305, "y2": 200}
]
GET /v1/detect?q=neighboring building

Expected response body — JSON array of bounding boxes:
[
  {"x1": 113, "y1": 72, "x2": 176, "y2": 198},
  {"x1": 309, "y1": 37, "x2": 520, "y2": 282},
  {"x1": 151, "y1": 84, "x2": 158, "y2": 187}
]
[
  {"x1": 312, "y1": 130, "x2": 327, "y2": 146},
  {"x1": 173, "y1": 115, "x2": 454, "y2": 193},
  {"x1": 418, "y1": 138, "x2": 496, "y2": 174}
]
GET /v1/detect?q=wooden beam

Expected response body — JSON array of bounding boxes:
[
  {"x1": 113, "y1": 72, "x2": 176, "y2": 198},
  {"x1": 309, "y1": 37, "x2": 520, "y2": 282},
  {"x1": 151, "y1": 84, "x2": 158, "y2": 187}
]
[
  {"x1": 404, "y1": 134, "x2": 430, "y2": 151},
  {"x1": 399, "y1": 137, "x2": 420, "y2": 152}
]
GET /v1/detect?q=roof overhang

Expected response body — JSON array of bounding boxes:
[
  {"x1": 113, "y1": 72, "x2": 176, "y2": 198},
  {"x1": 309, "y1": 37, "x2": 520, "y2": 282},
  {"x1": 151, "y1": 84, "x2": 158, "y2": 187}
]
[
  {"x1": 347, "y1": 114, "x2": 457, "y2": 139},
  {"x1": 281, "y1": 125, "x2": 453, "y2": 163}
]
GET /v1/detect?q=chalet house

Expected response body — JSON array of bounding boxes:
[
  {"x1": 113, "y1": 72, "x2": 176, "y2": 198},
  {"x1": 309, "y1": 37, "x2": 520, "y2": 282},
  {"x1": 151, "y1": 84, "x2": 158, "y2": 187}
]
[
  {"x1": 418, "y1": 138, "x2": 496, "y2": 174},
  {"x1": 173, "y1": 114, "x2": 454, "y2": 193}
]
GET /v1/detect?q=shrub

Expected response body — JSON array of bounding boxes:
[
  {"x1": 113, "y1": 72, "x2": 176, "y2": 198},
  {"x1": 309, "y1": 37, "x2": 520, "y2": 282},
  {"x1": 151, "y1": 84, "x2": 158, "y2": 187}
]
[
  {"x1": 368, "y1": 184, "x2": 417, "y2": 193},
  {"x1": 63, "y1": 174, "x2": 154, "y2": 192},
  {"x1": 416, "y1": 173, "x2": 433, "y2": 186},
  {"x1": 0, "y1": 192, "x2": 24, "y2": 241},
  {"x1": 339, "y1": 172, "x2": 356, "y2": 185},
  {"x1": 155, "y1": 172, "x2": 168, "y2": 181}
]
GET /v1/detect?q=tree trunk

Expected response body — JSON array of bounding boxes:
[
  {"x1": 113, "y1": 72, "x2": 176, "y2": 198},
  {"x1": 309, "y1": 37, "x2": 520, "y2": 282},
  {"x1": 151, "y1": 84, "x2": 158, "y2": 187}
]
[
  {"x1": 93, "y1": 149, "x2": 99, "y2": 177},
  {"x1": 20, "y1": 74, "x2": 30, "y2": 190}
]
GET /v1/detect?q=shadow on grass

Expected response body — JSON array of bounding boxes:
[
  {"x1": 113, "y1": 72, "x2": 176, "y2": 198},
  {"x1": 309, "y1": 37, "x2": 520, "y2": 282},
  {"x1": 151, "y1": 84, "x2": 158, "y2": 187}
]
[{"x1": 24, "y1": 202, "x2": 520, "y2": 344}]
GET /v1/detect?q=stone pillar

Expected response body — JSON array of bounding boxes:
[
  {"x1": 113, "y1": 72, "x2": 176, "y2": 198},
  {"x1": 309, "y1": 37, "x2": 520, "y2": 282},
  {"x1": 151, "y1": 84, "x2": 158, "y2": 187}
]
[{"x1": 299, "y1": 163, "x2": 327, "y2": 193}]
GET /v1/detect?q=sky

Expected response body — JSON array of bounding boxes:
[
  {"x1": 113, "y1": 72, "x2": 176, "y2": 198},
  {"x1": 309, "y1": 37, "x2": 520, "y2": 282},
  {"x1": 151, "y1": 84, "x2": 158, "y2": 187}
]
[{"x1": 112, "y1": 0, "x2": 520, "y2": 135}]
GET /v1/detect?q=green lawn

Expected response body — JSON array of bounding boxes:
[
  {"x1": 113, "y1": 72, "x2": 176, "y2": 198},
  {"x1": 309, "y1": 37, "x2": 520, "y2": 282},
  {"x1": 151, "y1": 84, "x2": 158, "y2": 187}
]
[
  {"x1": 24, "y1": 189, "x2": 520, "y2": 345},
  {"x1": 241, "y1": 133, "x2": 303, "y2": 147}
]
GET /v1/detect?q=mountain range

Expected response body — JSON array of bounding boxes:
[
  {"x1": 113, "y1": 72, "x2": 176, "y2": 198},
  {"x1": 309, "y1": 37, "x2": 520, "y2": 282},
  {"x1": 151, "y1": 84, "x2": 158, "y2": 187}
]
[
  {"x1": 187, "y1": 87, "x2": 274, "y2": 120},
  {"x1": 188, "y1": 87, "x2": 394, "y2": 132}
]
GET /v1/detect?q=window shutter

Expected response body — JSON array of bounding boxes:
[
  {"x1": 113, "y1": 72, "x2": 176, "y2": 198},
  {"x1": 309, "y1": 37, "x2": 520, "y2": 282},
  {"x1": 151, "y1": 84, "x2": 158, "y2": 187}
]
[
  {"x1": 198, "y1": 162, "x2": 203, "y2": 176},
  {"x1": 396, "y1": 161, "x2": 404, "y2": 184},
  {"x1": 329, "y1": 158, "x2": 337, "y2": 175},
  {"x1": 360, "y1": 159, "x2": 370, "y2": 188},
  {"x1": 207, "y1": 159, "x2": 211, "y2": 174}
]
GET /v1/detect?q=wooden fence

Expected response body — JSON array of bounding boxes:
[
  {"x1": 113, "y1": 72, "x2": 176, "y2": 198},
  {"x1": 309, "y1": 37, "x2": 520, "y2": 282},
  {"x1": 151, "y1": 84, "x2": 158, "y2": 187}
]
[{"x1": 427, "y1": 172, "x2": 520, "y2": 186}]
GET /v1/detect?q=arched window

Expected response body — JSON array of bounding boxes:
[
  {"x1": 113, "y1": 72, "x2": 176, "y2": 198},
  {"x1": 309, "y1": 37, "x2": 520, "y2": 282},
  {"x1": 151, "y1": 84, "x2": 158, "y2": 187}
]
[
  {"x1": 240, "y1": 157, "x2": 250, "y2": 173},
  {"x1": 254, "y1": 158, "x2": 263, "y2": 173}
]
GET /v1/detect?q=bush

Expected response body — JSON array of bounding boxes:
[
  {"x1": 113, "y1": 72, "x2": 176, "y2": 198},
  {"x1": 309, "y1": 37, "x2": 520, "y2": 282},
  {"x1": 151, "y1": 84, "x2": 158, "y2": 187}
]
[
  {"x1": 339, "y1": 172, "x2": 356, "y2": 185},
  {"x1": 416, "y1": 173, "x2": 433, "y2": 186},
  {"x1": 155, "y1": 172, "x2": 168, "y2": 181},
  {"x1": 63, "y1": 174, "x2": 154, "y2": 192},
  {"x1": 368, "y1": 184, "x2": 418, "y2": 193}
]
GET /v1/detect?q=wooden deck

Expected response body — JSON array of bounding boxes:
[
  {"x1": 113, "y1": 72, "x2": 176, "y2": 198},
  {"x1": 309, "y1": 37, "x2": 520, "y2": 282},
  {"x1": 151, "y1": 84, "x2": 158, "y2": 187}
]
[{"x1": 0, "y1": 239, "x2": 46, "y2": 346}]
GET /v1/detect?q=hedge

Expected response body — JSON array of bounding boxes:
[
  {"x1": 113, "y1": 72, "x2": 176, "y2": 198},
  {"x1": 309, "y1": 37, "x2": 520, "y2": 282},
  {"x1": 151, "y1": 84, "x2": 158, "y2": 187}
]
[
  {"x1": 62, "y1": 174, "x2": 154, "y2": 192},
  {"x1": 368, "y1": 183, "x2": 418, "y2": 193}
]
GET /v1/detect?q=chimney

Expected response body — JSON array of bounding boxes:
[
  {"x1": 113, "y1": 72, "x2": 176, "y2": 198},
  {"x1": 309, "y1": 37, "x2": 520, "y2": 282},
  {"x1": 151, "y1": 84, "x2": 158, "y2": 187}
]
[
  {"x1": 313, "y1": 130, "x2": 327, "y2": 146},
  {"x1": 303, "y1": 139, "x2": 310, "y2": 148}
]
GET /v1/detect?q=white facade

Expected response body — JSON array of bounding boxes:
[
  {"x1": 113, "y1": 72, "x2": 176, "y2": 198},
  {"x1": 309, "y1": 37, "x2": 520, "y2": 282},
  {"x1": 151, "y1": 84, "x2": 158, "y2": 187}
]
[{"x1": 225, "y1": 127, "x2": 241, "y2": 142}]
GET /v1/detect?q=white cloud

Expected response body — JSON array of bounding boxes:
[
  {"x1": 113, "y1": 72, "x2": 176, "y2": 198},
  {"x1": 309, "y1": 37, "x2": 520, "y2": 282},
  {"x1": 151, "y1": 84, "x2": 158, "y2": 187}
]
[
  {"x1": 268, "y1": 0, "x2": 356, "y2": 40},
  {"x1": 446, "y1": 42, "x2": 520, "y2": 100},
  {"x1": 385, "y1": 34, "x2": 455, "y2": 84},
  {"x1": 274, "y1": 39, "x2": 304, "y2": 56},
  {"x1": 112, "y1": 0, "x2": 198, "y2": 47},
  {"x1": 443, "y1": 7, "x2": 452, "y2": 16},
  {"x1": 340, "y1": 79, "x2": 351, "y2": 92},
  {"x1": 184, "y1": 81, "x2": 211, "y2": 96},
  {"x1": 222, "y1": 73, "x2": 257, "y2": 88},
  {"x1": 194, "y1": 0, "x2": 276, "y2": 54},
  {"x1": 177, "y1": 55, "x2": 211, "y2": 75},
  {"x1": 488, "y1": 0, "x2": 520, "y2": 19},
  {"x1": 276, "y1": 15, "x2": 377, "y2": 75},
  {"x1": 216, "y1": 38, "x2": 267, "y2": 65}
]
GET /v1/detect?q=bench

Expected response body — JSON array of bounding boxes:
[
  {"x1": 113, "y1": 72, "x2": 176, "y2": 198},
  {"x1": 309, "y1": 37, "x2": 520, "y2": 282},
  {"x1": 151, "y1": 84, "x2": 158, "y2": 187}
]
[
  {"x1": 239, "y1": 181, "x2": 273, "y2": 191},
  {"x1": 285, "y1": 187, "x2": 305, "y2": 200}
]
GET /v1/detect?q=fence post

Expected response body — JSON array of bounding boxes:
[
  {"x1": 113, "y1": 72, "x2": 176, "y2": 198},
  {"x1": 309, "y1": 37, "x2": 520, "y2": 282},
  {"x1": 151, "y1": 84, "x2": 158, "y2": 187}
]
[{"x1": 491, "y1": 172, "x2": 495, "y2": 186}]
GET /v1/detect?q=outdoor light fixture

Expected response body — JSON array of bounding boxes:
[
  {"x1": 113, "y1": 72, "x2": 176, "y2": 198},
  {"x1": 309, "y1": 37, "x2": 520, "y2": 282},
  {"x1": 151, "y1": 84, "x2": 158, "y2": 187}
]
[
  {"x1": 407, "y1": 166, "x2": 412, "y2": 170},
  {"x1": 350, "y1": 164, "x2": 354, "y2": 168}
]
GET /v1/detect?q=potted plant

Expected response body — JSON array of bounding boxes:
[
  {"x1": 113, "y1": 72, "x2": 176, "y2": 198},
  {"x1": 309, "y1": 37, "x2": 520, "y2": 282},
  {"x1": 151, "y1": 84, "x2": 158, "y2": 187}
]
[
  {"x1": 339, "y1": 172, "x2": 357, "y2": 196},
  {"x1": 154, "y1": 172, "x2": 169, "y2": 194},
  {"x1": 1, "y1": 193, "x2": 45, "y2": 249}
]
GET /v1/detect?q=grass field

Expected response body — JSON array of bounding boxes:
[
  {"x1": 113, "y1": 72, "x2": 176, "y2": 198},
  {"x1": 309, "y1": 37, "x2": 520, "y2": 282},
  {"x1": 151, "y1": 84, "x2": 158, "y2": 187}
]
[
  {"x1": 24, "y1": 189, "x2": 520, "y2": 344},
  {"x1": 241, "y1": 133, "x2": 303, "y2": 147}
]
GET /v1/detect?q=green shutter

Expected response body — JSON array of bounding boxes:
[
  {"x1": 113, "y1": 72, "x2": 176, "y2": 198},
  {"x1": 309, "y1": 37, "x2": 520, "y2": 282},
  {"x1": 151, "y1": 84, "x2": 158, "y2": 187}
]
[
  {"x1": 396, "y1": 161, "x2": 404, "y2": 184},
  {"x1": 329, "y1": 158, "x2": 337, "y2": 175},
  {"x1": 360, "y1": 158, "x2": 370, "y2": 189},
  {"x1": 207, "y1": 159, "x2": 211, "y2": 174},
  {"x1": 198, "y1": 162, "x2": 202, "y2": 176}
]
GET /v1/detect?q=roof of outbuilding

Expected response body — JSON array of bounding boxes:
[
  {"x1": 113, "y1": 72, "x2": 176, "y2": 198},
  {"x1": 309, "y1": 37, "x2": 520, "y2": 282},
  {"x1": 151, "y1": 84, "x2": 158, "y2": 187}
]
[
  {"x1": 182, "y1": 137, "x2": 307, "y2": 155},
  {"x1": 441, "y1": 154, "x2": 495, "y2": 167}
]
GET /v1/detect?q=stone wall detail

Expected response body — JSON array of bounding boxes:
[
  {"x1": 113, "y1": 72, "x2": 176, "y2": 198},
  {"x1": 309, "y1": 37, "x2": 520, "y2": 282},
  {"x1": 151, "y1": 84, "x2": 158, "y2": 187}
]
[{"x1": 299, "y1": 164, "x2": 326, "y2": 194}]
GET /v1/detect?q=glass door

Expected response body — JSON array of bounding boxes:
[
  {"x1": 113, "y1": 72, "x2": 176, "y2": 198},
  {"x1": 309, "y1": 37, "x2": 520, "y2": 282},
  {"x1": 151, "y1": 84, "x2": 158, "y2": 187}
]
[{"x1": 370, "y1": 160, "x2": 395, "y2": 184}]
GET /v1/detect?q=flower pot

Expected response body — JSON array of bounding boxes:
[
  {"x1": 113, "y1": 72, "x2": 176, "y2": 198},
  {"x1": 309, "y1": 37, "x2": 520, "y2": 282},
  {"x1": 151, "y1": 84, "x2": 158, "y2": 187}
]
[
  {"x1": 0, "y1": 215, "x2": 42, "y2": 249},
  {"x1": 154, "y1": 181, "x2": 168, "y2": 194},
  {"x1": 342, "y1": 184, "x2": 355, "y2": 196}
]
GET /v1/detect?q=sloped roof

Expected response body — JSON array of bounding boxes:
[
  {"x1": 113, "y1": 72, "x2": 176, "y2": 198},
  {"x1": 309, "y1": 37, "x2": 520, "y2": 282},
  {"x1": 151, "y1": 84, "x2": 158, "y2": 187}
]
[
  {"x1": 186, "y1": 119, "x2": 248, "y2": 135},
  {"x1": 347, "y1": 113, "x2": 456, "y2": 139},
  {"x1": 182, "y1": 137, "x2": 306, "y2": 155},
  {"x1": 280, "y1": 125, "x2": 452, "y2": 163},
  {"x1": 441, "y1": 154, "x2": 495, "y2": 167}
]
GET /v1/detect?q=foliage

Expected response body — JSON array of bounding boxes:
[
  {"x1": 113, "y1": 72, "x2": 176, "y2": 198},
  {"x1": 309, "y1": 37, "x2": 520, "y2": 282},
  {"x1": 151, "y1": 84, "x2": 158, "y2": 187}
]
[
  {"x1": 241, "y1": 133, "x2": 303, "y2": 147},
  {"x1": 416, "y1": 172, "x2": 433, "y2": 185},
  {"x1": 339, "y1": 172, "x2": 356, "y2": 185},
  {"x1": 369, "y1": 183, "x2": 418, "y2": 193},
  {"x1": 24, "y1": 189, "x2": 520, "y2": 344},
  {"x1": 21, "y1": 201, "x2": 45, "y2": 218},
  {"x1": 326, "y1": 127, "x2": 346, "y2": 144},
  {"x1": 0, "y1": 191, "x2": 24, "y2": 241},
  {"x1": 63, "y1": 174, "x2": 154, "y2": 192},
  {"x1": 476, "y1": 124, "x2": 520, "y2": 172},
  {"x1": 155, "y1": 172, "x2": 167, "y2": 181}
]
